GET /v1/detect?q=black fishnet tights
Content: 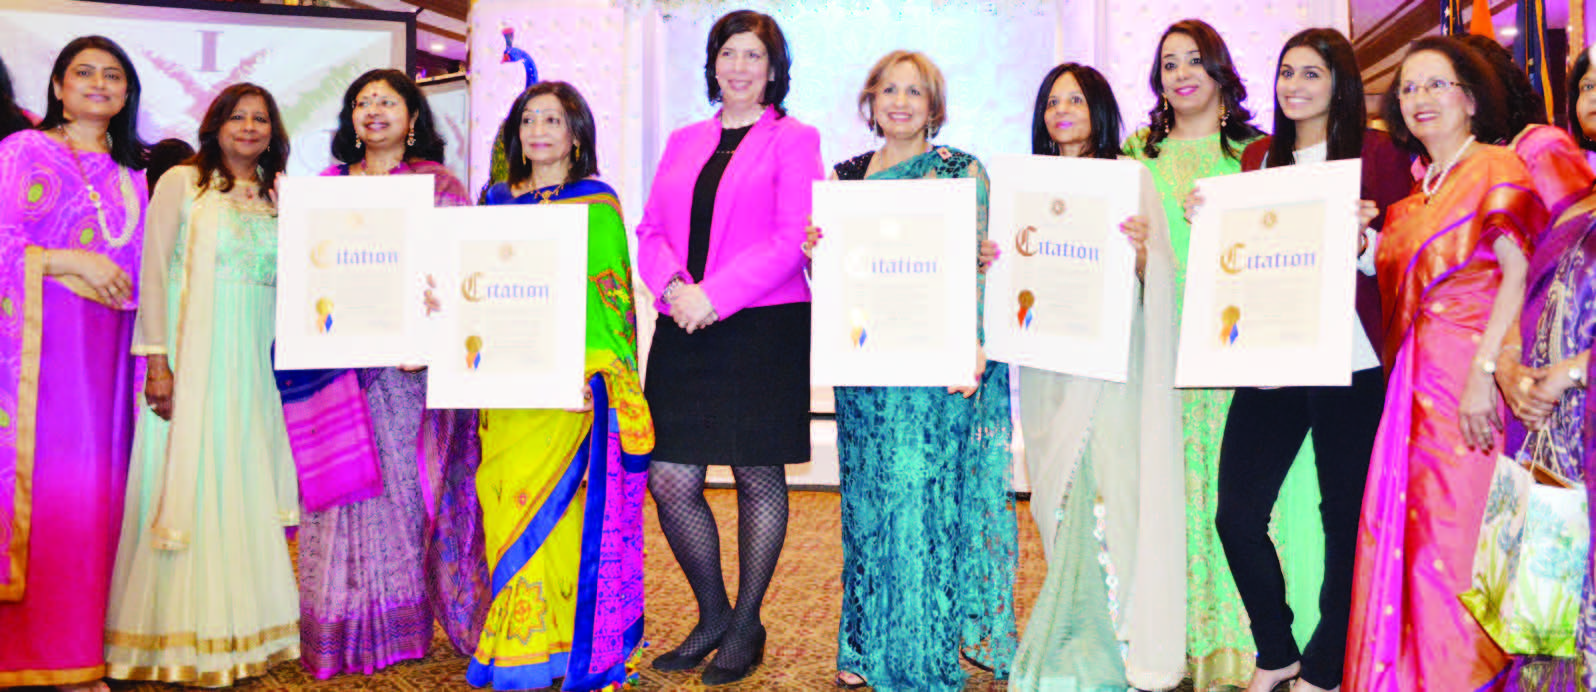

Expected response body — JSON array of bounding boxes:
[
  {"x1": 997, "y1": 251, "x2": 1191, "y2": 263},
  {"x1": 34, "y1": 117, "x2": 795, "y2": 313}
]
[{"x1": 649, "y1": 461, "x2": 789, "y2": 668}]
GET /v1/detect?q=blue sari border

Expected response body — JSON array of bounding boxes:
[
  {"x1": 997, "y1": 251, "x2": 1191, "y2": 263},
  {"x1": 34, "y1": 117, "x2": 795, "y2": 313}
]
[{"x1": 466, "y1": 650, "x2": 571, "y2": 690}]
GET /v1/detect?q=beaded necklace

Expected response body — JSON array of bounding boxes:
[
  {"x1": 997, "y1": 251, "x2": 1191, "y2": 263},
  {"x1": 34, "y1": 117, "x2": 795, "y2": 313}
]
[{"x1": 58, "y1": 124, "x2": 136, "y2": 248}]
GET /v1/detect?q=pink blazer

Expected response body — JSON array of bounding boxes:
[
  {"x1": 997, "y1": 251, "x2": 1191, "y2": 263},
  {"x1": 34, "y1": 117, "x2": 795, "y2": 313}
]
[{"x1": 635, "y1": 106, "x2": 823, "y2": 318}]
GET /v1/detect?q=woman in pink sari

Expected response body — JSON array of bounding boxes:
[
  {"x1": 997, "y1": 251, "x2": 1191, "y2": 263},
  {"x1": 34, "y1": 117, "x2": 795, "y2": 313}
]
[
  {"x1": 0, "y1": 35, "x2": 148, "y2": 691},
  {"x1": 1343, "y1": 36, "x2": 1547, "y2": 692}
]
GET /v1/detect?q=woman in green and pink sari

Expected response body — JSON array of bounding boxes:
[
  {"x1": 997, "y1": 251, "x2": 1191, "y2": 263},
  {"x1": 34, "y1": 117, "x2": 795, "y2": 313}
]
[{"x1": 466, "y1": 81, "x2": 652, "y2": 692}]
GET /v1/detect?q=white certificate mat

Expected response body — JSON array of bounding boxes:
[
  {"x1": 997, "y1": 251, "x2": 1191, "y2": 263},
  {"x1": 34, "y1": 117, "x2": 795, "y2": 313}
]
[
  {"x1": 983, "y1": 154, "x2": 1144, "y2": 382},
  {"x1": 1175, "y1": 159, "x2": 1360, "y2": 387},
  {"x1": 275, "y1": 175, "x2": 435, "y2": 369},
  {"x1": 810, "y1": 178, "x2": 977, "y2": 387},
  {"x1": 422, "y1": 205, "x2": 589, "y2": 409}
]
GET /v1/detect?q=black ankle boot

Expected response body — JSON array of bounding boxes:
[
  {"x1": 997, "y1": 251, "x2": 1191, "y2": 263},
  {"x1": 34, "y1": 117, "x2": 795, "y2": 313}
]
[
  {"x1": 702, "y1": 626, "x2": 767, "y2": 686},
  {"x1": 651, "y1": 624, "x2": 727, "y2": 672}
]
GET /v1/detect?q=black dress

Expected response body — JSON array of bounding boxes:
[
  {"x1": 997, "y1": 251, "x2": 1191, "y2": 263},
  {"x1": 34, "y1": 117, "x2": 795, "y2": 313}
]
[{"x1": 644, "y1": 125, "x2": 811, "y2": 467}]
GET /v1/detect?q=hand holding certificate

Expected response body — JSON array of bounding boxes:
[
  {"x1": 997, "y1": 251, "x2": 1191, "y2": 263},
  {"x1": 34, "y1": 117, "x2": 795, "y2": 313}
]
[
  {"x1": 809, "y1": 178, "x2": 977, "y2": 387},
  {"x1": 1175, "y1": 159, "x2": 1361, "y2": 387},
  {"x1": 983, "y1": 154, "x2": 1146, "y2": 382},
  {"x1": 420, "y1": 205, "x2": 589, "y2": 410},
  {"x1": 275, "y1": 175, "x2": 436, "y2": 369}
]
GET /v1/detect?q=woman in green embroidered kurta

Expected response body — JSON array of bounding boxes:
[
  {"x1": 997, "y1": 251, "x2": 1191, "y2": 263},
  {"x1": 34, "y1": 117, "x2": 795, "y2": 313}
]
[{"x1": 1128, "y1": 20, "x2": 1327, "y2": 691}]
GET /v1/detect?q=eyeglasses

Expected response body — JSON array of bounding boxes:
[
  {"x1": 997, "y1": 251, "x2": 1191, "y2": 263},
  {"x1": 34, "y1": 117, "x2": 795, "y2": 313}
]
[{"x1": 1397, "y1": 79, "x2": 1463, "y2": 100}]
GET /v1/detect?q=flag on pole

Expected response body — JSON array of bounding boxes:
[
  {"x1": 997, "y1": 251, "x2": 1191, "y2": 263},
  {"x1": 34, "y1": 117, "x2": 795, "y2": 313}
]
[
  {"x1": 1515, "y1": 0, "x2": 1554, "y2": 121},
  {"x1": 1469, "y1": 0, "x2": 1496, "y2": 39},
  {"x1": 1442, "y1": 0, "x2": 1467, "y2": 35}
]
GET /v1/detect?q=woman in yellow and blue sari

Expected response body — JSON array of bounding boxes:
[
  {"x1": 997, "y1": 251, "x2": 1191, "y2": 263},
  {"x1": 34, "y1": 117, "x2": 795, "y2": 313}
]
[{"x1": 466, "y1": 81, "x2": 653, "y2": 692}]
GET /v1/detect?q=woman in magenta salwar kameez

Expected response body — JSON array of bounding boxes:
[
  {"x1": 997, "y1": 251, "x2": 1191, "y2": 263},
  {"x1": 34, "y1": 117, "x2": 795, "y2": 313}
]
[
  {"x1": 1343, "y1": 36, "x2": 1547, "y2": 692},
  {"x1": 0, "y1": 35, "x2": 148, "y2": 692}
]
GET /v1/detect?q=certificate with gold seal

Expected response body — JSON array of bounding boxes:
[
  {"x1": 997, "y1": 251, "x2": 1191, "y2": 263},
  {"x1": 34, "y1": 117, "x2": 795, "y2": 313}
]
[
  {"x1": 1175, "y1": 159, "x2": 1360, "y2": 387},
  {"x1": 810, "y1": 178, "x2": 977, "y2": 387},
  {"x1": 275, "y1": 175, "x2": 436, "y2": 369},
  {"x1": 420, "y1": 205, "x2": 588, "y2": 409},
  {"x1": 983, "y1": 155, "x2": 1146, "y2": 382}
]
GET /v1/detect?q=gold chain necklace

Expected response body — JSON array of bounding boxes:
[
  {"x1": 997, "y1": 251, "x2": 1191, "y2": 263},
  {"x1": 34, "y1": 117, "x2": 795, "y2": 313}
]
[{"x1": 58, "y1": 125, "x2": 135, "y2": 248}]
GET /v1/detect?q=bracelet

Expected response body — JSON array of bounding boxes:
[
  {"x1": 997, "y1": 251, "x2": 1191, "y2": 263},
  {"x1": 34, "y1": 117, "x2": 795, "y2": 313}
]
[
  {"x1": 1475, "y1": 355, "x2": 1497, "y2": 375},
  {"x1": 663, "y1": 276, "x2": 685, "y2": 301}
]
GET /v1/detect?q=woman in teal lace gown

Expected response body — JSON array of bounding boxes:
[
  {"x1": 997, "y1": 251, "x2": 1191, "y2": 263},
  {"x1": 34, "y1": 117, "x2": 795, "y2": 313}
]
[
  {"x1": 1127, "y1": 20, "x2": 1326, "y2": 691},
  {"x1": 812, "y1": 50, "x2": 1015, "y2": 692}
]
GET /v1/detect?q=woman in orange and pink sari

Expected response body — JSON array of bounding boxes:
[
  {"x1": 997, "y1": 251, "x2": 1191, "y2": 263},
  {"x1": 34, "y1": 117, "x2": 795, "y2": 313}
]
[{"x1": 1343, "y1": 36, "x2": 1547, "y2": 691}]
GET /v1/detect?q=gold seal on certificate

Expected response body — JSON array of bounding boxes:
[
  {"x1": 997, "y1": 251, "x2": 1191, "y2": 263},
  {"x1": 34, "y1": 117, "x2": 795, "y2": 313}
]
[
  {"x1": 810, "y1": 178, "x2": 977, "y2": 387},
  {"x1": 421, "y1": 204, "x2": 589, "y2": 410},
  {"x1": 1210, "y1": 201, "x2": 1326, "y2": 350},
  {"x1": 303, "y1": 207, "x2": 405, "y2": 337},
  {"x1": 1175, "y1": 160, "x2": 1360, "y2": 388},
  {"x1": 275, "y1": 175, "x2": 436, "y2": 369},
  {"x1": 982, "y1": 155, "x2": 1145, "y2": 382}
]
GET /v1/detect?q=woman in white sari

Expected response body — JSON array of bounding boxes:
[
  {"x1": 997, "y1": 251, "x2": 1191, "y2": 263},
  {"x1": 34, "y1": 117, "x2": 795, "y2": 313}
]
[{"x1": 1005, "y1": 63, "x2": 1185, "y2": 692}]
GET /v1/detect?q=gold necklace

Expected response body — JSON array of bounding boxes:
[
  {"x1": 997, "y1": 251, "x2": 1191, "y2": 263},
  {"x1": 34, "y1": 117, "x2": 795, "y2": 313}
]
[{"x1": 58, "y1": 125, "x2": 135, "y2": 248}]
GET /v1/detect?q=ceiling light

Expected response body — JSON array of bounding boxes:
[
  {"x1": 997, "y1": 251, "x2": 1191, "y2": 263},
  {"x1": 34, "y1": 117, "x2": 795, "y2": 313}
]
[
  {"x1": 1499, "y1": 26, "x2": 1519, "y2": 37},
  {"x1": 430, "y1": 42, "x2": 446, "y2": 52}
]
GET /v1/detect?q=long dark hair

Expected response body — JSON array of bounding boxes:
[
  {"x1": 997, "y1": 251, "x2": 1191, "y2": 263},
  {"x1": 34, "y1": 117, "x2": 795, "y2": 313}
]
[
  {"x1": 500, "y1": 81, "x2": 599, "y2": 186},
  {"x1": 1458, "y1": 33, "x2": 1547, "y2": 141},
  {"x1": 1030, "y1": 63, "x2": 1122, "y2": 159},
  {"x1": 0, "y1": 54, "x2": 32, "y2": 141},
  {"x1": 330, "y1": 69, "x2": 446, "y2": 165},
  {"x1": 37, "y1": 35, "x2": 147, "y2": 169},
  {"x1": 145, "y1": 138, "x2": 195, "y2": 195},
  {"x1": 1142, "y1": 19, "x2": 1260, "y2": 159},
  {"x1": 1266, "y1": 28, "x2": 1366, "y2": 167},
  {"x1": 188, "y1": 83, "x2": 289, "y2": 199},
  {"x1": 1381, "y1": 36, "x2": 1509, "y2": 160},
  {"x1": 703, "y1": 10, "x2": 791, "y2": 117},
  {"x1": 1568, "y1": 48, "x2": 1596, "y2": 151}
]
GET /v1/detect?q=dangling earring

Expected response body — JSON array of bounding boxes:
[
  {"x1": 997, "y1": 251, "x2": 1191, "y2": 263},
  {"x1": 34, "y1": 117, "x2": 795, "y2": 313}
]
[
  {"x1": 572, "y1": 141, "x2": 580, "y2": 161},
  {"x1": 105, "y1": 131, "x2": 113, "y2": 149},
  {"x1": 1219, "y1": 102, "x2": 1229, "y2": 128},
  {"x1": 1158, "y1": 96, "x2": 1172, "y2": 135},
  {"x1": 355, "y1": 136, "x2": 364, "y2": 149},
  {"x1": 406, "y1": 131, "x2": 416, "y2": 147},
  {"x1": 522, "y1": 148, "x2": 529, "y2": 165}
]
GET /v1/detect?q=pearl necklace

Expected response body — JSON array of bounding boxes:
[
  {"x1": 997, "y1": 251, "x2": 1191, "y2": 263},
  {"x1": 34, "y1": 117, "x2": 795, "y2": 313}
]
[
  {"x1": 1422, "y1": 135, "x2": 1475, "y2": 201},
  {"x1": 58, "y1": 125, "x2": 136, "y2": 248}
]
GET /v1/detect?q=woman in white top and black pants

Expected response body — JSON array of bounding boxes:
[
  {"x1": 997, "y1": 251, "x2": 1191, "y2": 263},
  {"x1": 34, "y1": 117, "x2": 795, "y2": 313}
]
[{"x1": 1207, "y1": 29, "x2": 1413, "y2": 692}]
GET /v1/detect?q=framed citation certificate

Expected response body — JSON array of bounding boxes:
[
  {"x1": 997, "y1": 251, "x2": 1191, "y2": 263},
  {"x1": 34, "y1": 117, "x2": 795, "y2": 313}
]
[
  {"x1": 421, "y1": 205, "x2": 589, "y2": 410},
  {"x1": 983, "y1": 154, "x2": 1145, "y2": 382},
  {"x1": 810, "y1": 178, "x2": 977, "y2": 387},
  {"x1": 275, "y1": 175, "x2": 436, "y2": 369},
  {"x1": 1175, "y1": 159, "x2": 1361, "y2": 387}
]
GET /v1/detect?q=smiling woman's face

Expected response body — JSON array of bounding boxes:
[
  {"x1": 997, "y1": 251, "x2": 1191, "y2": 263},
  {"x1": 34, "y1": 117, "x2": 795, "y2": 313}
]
[{"x1": 1159, "y1": 32, "x2": 1218, "y2": 118}]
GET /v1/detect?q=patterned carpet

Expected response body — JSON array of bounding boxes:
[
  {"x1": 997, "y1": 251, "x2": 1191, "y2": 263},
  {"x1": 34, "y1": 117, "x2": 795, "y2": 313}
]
[{"x1": 95, "y1": 489, "x2": 1052, "y2": 691}]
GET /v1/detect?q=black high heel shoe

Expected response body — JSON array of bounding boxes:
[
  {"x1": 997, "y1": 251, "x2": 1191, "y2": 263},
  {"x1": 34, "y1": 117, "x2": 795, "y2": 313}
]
[
  {"x1": 650, "y1": 625, "x2": 726, "y2": 672},
  {"x1": 701, "y1": 626, "x2": 767, "y2": 686}
]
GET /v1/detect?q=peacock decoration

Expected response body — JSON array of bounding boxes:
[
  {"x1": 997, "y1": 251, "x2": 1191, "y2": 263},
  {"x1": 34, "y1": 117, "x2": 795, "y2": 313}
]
[{"x1": 484, "y1": 25, "x2": 539, "y2": 199}]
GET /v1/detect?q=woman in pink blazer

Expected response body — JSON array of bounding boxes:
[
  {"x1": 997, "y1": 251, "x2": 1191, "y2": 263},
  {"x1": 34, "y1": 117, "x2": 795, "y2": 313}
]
[{"x1": 635, "y1": 9, "x2": 823, "y2": 687}]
